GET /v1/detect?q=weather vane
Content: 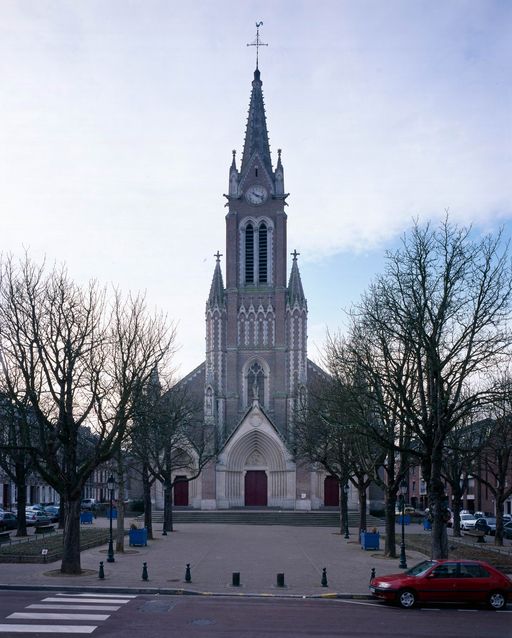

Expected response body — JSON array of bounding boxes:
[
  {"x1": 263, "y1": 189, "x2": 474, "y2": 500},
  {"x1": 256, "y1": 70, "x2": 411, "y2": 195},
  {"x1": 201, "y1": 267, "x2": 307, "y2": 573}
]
[{"x1": 247, "y1": 21, "x2": 268, "y2": 69}]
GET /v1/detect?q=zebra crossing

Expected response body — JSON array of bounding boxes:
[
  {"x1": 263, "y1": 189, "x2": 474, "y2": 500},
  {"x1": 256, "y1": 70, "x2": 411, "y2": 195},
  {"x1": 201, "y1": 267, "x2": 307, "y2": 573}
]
[{"x1": 0, "y1": 592, "x2": 137, "y2": 634}]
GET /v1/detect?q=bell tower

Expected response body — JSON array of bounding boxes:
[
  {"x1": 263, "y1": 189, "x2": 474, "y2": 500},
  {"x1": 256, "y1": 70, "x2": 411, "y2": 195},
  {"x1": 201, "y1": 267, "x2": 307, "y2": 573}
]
[{"x1": 205, "y1": 51, "x2": 308, "y2": 447}]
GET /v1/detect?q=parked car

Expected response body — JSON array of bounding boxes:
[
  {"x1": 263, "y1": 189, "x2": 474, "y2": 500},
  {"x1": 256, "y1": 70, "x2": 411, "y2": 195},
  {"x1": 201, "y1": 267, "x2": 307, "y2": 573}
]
[
  {"x1": 25, "y1": 504, "x2": 47, "y2": 512},
  {"x1": 0, "y1": 511, "x2": 17, "y2": 531},
  {"x1": 460, "y1": 514, "x2": 478, "y2": 530},
  {"x1": 370, "y1": 559, "x2": 512, "y2": 609},
  {"x1": 503, "y1": 521, "x2": 512, "y2": 540},
  {"x1": 44, "y1": 506, "x2": 60, "y2": 523},
  {"x1": 475, "y1": 517, "x2": 497, "y2": 536},
  {"x1": 25, "y1": 510, "x2": 52, "y2": 527}
]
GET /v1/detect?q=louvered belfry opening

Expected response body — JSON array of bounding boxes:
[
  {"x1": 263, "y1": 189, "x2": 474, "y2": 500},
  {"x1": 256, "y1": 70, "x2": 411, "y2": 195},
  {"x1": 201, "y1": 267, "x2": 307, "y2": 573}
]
[
  {"x1": 245, "y1": 223, "x2": 254, "y2": 283},
  {"x1": 258, "y1": 223, "x2": 267, "y2": 283}
]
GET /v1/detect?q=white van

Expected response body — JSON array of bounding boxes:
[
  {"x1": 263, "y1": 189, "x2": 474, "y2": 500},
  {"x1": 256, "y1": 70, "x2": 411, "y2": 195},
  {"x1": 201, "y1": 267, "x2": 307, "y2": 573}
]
[{"x1": 81, "y1": 498, "x2": 96, "y2": 510}]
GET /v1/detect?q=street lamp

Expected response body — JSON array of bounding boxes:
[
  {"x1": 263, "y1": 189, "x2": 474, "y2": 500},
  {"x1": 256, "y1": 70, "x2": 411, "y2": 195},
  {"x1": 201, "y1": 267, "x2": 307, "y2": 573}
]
[
  {"x1": 399, "y1": 479, "x2": 408, "y2": 569},
  {"x1": 107, "y1": 474, "x2": 116, "y2": 563},
  {"x1": 343, "y1": 483, "x2": 350, "y2": 539}
]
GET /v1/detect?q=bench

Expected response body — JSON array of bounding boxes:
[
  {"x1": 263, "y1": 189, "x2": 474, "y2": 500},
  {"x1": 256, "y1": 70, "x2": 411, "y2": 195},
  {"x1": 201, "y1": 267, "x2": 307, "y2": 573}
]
[
  {"x1": 0, "y1": 530, "x2": 11, "y2": 544},
  {"x1": 464, "y1": 529, "x2": 486, "y2": 543},
  {"x1": 35, "y1": 524, "x2": 55, "y2": 535}
]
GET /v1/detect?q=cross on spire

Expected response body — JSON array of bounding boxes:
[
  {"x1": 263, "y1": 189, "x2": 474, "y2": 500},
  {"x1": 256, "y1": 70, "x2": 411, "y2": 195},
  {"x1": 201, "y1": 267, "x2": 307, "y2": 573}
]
[
  {"x1": 247, "y1": 21, "x2": 268, "y2": 69},
  {"x1": 291, "y1": 249, "x2": 300, "y2": 261},
  {"x1": 214, "y1": 251, "x2": 223, "y2": 263}
]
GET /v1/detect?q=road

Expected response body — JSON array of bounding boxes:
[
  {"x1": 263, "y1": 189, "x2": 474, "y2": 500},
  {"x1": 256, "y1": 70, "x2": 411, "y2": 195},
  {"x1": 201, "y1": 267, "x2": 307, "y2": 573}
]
[{"x1": 0, "y1": 591, "x2": 510, "y2": 637}]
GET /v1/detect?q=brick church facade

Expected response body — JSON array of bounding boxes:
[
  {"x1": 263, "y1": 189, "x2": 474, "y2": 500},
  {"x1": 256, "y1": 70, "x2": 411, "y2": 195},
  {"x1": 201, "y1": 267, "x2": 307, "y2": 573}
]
[{"x1": 156, "y1": 64, "x2": 339, "y2": 510}]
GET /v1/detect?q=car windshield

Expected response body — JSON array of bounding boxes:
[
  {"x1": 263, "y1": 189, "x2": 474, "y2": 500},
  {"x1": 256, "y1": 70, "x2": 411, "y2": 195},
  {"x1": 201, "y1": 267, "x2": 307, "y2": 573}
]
[
  {"x1": 461, "y1": 514, "x2": 475, "y2": 520},
  {"x1": 406, "y1": 560, "x2": 436, "y2": 576}
]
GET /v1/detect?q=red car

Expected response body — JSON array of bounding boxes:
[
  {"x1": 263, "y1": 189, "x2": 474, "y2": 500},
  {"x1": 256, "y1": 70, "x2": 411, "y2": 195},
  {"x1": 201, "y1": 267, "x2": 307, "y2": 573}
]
[{"x1": 370, "y1": 559, "x2": 512, "y2": 610}]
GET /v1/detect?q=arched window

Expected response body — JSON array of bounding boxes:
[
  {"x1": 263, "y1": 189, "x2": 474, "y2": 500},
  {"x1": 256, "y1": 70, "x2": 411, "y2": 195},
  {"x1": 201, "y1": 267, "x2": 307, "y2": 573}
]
[
  {"x1": 258, "y1": 223, "x2": 267, "y2": 283},
  {"x1": 245, "y1": 224, "x2": 254, "y2": 283}
]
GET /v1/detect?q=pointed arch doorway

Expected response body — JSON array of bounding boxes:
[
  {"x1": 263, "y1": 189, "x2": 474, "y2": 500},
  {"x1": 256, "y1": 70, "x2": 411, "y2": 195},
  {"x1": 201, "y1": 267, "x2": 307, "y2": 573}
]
[{"x1": 244, "y1": 470, "x2": 268, "y2": 506}]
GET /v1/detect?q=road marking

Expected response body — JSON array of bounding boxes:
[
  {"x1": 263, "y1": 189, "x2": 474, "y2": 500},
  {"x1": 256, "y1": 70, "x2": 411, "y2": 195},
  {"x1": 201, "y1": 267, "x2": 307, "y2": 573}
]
[
  {"x1": 8, "y1": 613, "x2": 110, "y2": 621},
  {"x1": 55, "y1": 593, "x2": 137, "y2": 598},
  {"x1": 456, "y1": 609, "x2": 479, "y2": 612},
  {"x1": 0, "y1": 625, "x2": 96, "y2": 634},
  {"x1": 335, "y1": 600, "x2": 384, "y2": 608},
  {"x1": 27, "y1": 604, "x2": 121, "y2": 611},
  {"x1": 42, "y1": 597, "x2": 131, "y2": 604}
]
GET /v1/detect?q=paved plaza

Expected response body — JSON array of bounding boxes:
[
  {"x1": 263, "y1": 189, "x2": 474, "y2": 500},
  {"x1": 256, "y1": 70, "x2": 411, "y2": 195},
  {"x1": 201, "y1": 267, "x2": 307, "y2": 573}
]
[{"x1": 0, "y1": 518, "x2": 431, "y2": 597}]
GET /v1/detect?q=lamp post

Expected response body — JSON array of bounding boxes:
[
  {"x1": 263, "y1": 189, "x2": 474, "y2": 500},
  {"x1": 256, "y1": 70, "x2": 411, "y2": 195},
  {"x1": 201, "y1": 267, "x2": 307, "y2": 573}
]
[
  {"x1": 343, "y1": 483, "x2": 350, "y2": 539},
  {"x1": 399, "y1": 479, "x2": 408, "y2": 569},
  {"x1": 107, "y1": 474, "x2": 115, "y2": 563}
]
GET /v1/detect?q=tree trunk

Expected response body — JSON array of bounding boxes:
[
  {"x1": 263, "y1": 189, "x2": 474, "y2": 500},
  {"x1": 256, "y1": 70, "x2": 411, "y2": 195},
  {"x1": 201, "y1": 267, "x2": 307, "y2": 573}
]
[
  {"x1": 452, "y1": 492, "x2": 462, "y2": 538},
  {"x1": 338, "y1": 484, "x2": 343, "y2": 535},
  {"x1": 358, "y1": 485, "x2": 367, "y2": 533},
  {"x1": 430, "y1": 451, "x2": 449, "y2": 559},
  {"x1": 61, "y1": 497, "x2": 82, "y2": 574},
  {"x1": 142, "y1": 463, "x2": 153, "y2": 539},
  {"x1": 163, "y1": 480, "x2": 173, "y2": 533},
  {"x1": 341, "y1": 487, "x2": 349, "y2": 537},
  {"x1": 15, "y1": 468, "x2": 28, "y2": 537},
  {"x1": 384, "y1": 492, "x2": 397, "y2": 557},
  {"x1": 494, "y1": 495, "x2": 505, "y2": 547}
]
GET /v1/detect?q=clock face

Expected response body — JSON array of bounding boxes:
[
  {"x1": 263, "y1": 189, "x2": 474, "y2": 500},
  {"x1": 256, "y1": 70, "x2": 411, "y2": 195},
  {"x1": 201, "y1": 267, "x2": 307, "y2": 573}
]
[{"x1": 245, "y1": 184, "x2": 268, "y2": 205}]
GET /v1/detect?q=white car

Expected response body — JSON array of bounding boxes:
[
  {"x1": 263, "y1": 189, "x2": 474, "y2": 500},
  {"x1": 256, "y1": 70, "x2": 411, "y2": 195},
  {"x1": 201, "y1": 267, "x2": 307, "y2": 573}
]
[{"x1": 460, "y1": 513, "x2": 477, "y2": 530}]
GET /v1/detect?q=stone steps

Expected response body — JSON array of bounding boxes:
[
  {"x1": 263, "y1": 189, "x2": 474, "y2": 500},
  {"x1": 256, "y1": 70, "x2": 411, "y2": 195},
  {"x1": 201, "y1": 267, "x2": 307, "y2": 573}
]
[{"x1": 144, "y1": 510, "x2": 382, "y2": 528}]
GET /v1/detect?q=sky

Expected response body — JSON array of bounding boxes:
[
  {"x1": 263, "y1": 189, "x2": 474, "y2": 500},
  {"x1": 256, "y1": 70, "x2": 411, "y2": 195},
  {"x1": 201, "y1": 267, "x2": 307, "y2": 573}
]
[{"x1": 1, "y1": 0, "x2": 511, "y2": 375}]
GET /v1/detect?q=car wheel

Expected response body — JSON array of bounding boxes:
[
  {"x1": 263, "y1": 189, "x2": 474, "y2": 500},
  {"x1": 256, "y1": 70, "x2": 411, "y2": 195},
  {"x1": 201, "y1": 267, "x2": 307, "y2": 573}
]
[
  {"x1": 488, "y1": 591, "x2": 506, "y2": 610},
  {"x1": 398, "y1": 589, "x2": 416, "y2": 609}
]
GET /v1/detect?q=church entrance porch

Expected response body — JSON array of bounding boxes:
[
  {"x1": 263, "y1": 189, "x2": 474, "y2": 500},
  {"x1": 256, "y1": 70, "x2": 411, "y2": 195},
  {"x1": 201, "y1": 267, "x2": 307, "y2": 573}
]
[{"x1": 244, "y1": 470, "x2": 268, "y2": 506}]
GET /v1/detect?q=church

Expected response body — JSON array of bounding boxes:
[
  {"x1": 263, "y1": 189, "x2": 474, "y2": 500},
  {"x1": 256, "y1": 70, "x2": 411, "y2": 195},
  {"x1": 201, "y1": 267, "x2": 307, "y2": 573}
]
[{"x1": 158, "y1": 60, "x2": 343, "y2": 511}]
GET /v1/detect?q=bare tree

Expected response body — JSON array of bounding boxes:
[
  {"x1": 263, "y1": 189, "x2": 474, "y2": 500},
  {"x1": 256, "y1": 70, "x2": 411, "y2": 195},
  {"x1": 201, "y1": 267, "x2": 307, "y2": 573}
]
[
  {"x1": 441, "y1": 415, "x2": 486, "y2": 537},
  {"x1": 324, "y1": 333, "x2": 416, "y2": 556},
  {"x1": 348, "y1": 219, "x2": 512, "y2": 558},
  {"x1": 0, "y1": 393, "x2": 33, "y2": 536},
  {"x1": 473, "y1": 376, "x2": 512, "y2": 545},
  {"x1": 0, "y1": 256, "x2": 174, "y2": 573},
  {"x1": 295, "y1": 374, "x2": 361, "y2": 536},
  {"x1": 144, "y1": 378, "x2": 215, "y2": 533}
]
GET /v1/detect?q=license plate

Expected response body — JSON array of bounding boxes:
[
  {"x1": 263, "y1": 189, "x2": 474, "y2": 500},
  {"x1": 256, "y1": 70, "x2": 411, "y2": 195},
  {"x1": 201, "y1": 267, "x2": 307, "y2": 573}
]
[{"x1": 370, "y1": 587, "x2": 376, "y2": 593}]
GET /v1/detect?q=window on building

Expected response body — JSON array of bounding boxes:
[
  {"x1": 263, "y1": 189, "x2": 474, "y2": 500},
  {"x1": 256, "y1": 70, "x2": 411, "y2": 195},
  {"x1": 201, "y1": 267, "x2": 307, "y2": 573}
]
[
  {"x1": 245, "y1": 224, "x2": 254, "y2": 283},
  {"x1": 259, "y1": 223, "x2": 267, "y2": 283}
]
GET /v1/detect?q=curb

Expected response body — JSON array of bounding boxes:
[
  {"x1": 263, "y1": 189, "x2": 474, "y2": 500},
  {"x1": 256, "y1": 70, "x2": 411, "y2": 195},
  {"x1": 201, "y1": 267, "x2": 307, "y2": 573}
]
[{"x1": 0, "y1": 583, "x2": 374, "y2": 600}]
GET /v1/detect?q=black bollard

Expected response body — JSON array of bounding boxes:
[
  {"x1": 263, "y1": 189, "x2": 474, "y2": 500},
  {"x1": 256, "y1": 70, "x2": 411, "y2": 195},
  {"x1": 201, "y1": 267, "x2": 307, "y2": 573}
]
[
  {"x1": 276, "y1": 572, "x2": 285, "y2": 588},
  {"x1": 370, "y1": 567, "x2": 376, "y2": 582},
  {"x1": 185, "y1": 563, "x2": 191, "y2": 583},
  {"x1": 142, "y1": 562, "x2": 148, "y2": 581},
  {"x1": 98, "y1": 561, "x2": 105, "y2": 580},
  {"x1": 321, "y1": 567, "x2": 328, "y2": 587},
  {"x1": 232, "y1": 572, "x2": 241, "y2": 587}
]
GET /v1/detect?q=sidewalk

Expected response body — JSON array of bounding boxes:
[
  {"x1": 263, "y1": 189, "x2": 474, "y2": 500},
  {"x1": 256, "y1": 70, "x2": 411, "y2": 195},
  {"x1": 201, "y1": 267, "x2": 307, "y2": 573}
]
[{"x1": 0, "y1": 519, "x2": 430, "y2": 598}]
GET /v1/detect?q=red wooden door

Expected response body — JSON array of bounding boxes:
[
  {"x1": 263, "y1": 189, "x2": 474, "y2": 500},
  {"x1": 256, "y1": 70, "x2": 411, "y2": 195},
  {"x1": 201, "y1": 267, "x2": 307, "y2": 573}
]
[
  {"x1": 173, "y1": 476, "x2": 189, "y2": 506},
  {"x1": 324, "y1": 476, "x2": 340, "y2": 507},
  {"x1": 244, "y1": 471, "x2": 267, "y2": 506}
]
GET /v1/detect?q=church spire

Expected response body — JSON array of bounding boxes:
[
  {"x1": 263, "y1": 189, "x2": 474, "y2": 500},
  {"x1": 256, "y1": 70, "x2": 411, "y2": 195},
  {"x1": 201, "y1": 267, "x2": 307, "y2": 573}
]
[
  {"x1": 240, "y1": 67, "x2": 273, "y2": 177},
  {"x1": 207, "y1": 251, "x2": 225, "y2": 309},
  {"x1": 287, "y1": 250, "x2": 307, "y2": 307}
]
